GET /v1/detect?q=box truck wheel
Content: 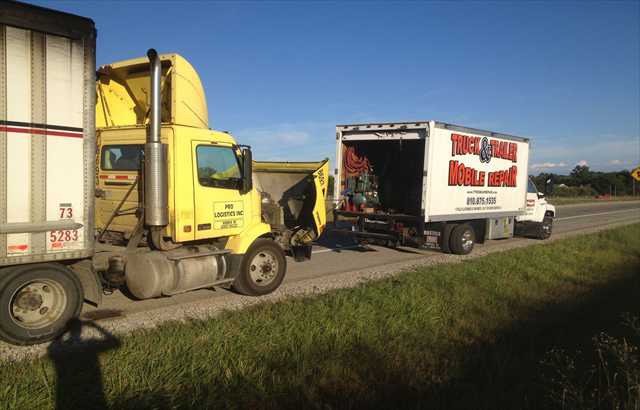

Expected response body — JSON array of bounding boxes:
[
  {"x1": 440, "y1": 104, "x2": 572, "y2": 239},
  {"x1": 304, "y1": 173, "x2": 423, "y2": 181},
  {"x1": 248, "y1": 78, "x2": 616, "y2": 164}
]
[
  {"x1": 440, "y1": 224, "x2": 457, "y2": 254},
  {"x1": 537, "y1": 216, "x2": 553, "y2": 240},
  {"x1": 449, "y1": 224, "x2": 475, "y2": 255},
  {"x1": 0, "y1": 263, "x2": 83, "y2": 345},
  {"x1": 232, "y1": 239, "x2": 287, "y2": 296}
]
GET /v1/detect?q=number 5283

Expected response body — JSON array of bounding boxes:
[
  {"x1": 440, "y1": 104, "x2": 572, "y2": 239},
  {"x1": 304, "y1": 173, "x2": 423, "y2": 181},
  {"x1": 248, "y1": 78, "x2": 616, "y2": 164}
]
[{"x1": 49, "y1": 230, "x2": 79, "y2": 242}]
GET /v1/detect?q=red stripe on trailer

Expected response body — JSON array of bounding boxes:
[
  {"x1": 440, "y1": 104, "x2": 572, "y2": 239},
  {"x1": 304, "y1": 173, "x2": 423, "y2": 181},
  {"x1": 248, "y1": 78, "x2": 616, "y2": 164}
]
[
  {"x1": 100, "y1": 174, "x2": 136, "y2": 180},
  {"x1": 0, "y1": 126, "x2": 83, "y2": 139}
]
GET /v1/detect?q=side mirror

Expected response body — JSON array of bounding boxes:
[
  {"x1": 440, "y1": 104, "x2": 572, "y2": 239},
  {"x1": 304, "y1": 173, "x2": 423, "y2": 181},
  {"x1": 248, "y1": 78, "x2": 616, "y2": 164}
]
[{"x1": 241, "y1": 147, "x2": 253, "y2": 194}]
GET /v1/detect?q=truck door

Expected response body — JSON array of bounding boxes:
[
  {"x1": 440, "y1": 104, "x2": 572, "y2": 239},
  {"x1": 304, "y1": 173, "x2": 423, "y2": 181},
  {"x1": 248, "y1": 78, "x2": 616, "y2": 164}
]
[
  {"x1": 192, "y1": 142, "x2": 249, "y2": 239},
  {"x1": 523, "y1": 178, "x2": 546, "y2": 223}
]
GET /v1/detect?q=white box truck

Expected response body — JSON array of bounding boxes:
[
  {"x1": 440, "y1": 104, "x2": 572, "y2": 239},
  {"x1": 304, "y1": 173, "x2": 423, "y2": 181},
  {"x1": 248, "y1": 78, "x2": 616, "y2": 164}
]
[{"x1": 333, "y1": 121, "x2": 555, "y2": 254}]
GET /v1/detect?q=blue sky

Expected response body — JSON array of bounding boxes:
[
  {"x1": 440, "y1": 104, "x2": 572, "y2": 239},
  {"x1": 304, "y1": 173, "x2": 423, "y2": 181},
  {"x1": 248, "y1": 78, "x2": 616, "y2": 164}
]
[{"x1": 32, "y1": 0, "x2": 640, "y2": 174}]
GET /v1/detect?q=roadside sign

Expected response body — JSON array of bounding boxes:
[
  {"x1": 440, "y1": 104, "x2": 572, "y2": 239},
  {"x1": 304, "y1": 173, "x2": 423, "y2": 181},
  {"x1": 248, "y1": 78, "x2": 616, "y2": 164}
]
[{"x1": 632, "y1": 167, "x2": 640, "y2": 182}]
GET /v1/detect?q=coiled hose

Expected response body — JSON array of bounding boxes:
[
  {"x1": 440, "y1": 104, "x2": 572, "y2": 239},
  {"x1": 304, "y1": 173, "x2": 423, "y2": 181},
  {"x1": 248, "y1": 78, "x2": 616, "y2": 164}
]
[{"x1": 344, "y1": 146, "x2": 371, "y2": 175}]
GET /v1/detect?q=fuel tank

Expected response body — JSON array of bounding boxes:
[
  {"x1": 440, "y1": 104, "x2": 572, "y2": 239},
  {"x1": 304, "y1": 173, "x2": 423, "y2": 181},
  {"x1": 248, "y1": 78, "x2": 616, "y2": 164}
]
[{"x1": 125, "y1": 245, "x2": 228, "y2": 299}]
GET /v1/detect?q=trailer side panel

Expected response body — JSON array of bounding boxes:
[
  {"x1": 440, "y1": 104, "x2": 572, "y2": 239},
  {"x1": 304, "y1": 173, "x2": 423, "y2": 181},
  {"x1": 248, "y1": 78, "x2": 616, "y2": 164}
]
[{"x1": 424, "y1": 121, "x2": 529, "y2": 222}]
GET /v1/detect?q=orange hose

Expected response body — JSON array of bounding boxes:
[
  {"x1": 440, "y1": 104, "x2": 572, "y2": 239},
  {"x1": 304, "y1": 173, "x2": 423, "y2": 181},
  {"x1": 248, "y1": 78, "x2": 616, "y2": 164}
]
[{"x1": 344, "y1": 146, "x2": 371, "y2": 176}]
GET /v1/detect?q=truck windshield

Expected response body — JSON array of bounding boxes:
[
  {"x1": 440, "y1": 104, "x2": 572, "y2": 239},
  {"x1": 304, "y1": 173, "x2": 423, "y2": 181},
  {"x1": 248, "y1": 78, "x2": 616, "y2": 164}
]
[
  {"x1": 196, "y1": 145, "x2": 242, "y2": 189},
  {"x1": 528, "y1": 179, "x2": 538, "y2": 194},
  {"x1": 101, "y1": 145, "x2": 144, "y2": 171}
]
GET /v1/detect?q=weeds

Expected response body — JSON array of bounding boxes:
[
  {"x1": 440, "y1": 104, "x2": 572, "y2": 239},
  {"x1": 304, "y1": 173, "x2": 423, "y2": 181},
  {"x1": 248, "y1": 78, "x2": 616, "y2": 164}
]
[{"x1": 542, "y1": 314, "x2": 640, "y2": 410}]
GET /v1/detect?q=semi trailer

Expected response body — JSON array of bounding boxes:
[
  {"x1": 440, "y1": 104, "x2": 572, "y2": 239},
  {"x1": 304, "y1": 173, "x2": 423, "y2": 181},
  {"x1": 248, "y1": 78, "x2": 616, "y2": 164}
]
[
  {"x1": 0, "y1": 2, "x2": 328, "y2": 345},
  {"x1": 333, "y1": 121, "x2": 555, "y2": 254}
]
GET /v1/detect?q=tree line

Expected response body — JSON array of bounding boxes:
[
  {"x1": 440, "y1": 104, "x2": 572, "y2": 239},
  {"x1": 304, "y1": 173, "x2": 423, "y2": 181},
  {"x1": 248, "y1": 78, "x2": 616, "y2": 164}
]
[{"x1": 531, "y1": 165, "x2": 639, "y2": 197}]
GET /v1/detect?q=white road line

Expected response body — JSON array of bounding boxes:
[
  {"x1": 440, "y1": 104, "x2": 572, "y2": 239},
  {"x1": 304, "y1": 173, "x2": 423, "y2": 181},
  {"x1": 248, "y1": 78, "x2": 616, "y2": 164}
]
[{"x1": 557, "y1": 208, "x2": 640, "y2": 222}]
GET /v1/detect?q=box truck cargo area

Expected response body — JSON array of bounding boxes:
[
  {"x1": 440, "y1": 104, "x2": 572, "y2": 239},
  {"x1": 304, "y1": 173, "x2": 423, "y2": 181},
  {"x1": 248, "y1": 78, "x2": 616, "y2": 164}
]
[
  {"x1": 340, "y1": 139, "x2": 425, "y2": 215},
  {"x1": 333, "y1": 121, "x2": 555, "y2": 254}
]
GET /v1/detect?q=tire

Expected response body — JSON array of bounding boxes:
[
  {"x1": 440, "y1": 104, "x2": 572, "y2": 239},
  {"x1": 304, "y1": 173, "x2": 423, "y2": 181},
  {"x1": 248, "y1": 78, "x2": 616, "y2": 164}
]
[
  {"x1": 449, "y1": 224, "x2": 475, "y2": 255},
  {"x1": 0, "y1": 263, "x2": 83, "y2": 345},
  {"x1": 440, "y1": 224, "x2": 457, "y2": 254},
  {"x1": 232, "y1": 239, "x2": 287, "y2": 296},
  {"x1": 538, "y1": 216, "x2": 553, "y2": 240}
]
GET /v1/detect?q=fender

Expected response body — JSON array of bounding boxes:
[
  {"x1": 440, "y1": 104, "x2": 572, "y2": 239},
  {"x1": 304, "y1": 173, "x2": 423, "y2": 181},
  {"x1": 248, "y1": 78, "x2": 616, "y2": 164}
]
[
  {"x1": 545, "y1": 204, "x2": 556, "y2": 218},
  {"x1": 71, "y1": 259, "x2": 102, "y2": 306},
  {"x1": 224, "y1": 222, "x2": 273, "y2": 255}
]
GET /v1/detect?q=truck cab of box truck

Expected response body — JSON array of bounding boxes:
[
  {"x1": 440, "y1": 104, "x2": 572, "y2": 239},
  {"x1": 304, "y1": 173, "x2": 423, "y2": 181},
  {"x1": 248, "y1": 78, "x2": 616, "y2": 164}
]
[
  {"x1": 95, "y1": 52, "x2": 328, "y2": 300},
  {"x1": 515, "y1": 178, "x2": 556, "y2": 239}
]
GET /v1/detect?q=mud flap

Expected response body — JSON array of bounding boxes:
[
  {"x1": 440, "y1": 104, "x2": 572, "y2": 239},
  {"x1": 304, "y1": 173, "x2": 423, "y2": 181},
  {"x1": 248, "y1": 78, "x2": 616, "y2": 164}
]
[
  {"x1": 291, "y1": 245, "x2": 312, "y2": 262},
  {"x1": 71, "y1": 260, "x2": 102, "y2": 307}
]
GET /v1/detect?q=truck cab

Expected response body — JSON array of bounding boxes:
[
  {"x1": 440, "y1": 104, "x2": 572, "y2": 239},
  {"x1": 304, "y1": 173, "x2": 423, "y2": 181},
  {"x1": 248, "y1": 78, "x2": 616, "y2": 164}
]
[
  {"x1": 96, "y1": 125, "x2": 327, "y2": 250},
  {"x1": 95, "y1": 52, "x2": 328, "y2": 299},
  {"x1": 96, "y1": 125, "x2": 262, "y2": 244},
  {"x1": 515, "y1": 178, "x2": 556, "y2": 239}
]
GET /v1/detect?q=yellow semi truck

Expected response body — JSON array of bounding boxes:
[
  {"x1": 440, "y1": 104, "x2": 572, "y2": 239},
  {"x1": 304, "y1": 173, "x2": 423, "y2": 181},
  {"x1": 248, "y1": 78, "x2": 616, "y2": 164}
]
[{"x1": 0, "y1": 2, "x2": 328, "y2": 345}]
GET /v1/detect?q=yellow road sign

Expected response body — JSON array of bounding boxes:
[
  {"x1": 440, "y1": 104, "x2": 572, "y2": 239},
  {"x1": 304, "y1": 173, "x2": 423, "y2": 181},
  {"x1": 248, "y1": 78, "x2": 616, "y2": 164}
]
[{"x1": 632, "y1": 167, "x2": 640, "y2": 182}]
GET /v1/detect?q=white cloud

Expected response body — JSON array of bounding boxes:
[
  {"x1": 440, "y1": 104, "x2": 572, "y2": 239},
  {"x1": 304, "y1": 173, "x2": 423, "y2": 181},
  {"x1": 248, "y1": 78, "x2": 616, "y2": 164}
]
[
  {"x1": 530, "y1": 162, "x2": 567, "y2": 170},
  {"x1": 234, "y1": 121, "x2": 336, "y2": 162},
  {"x1": 529, "y1": 137, "x2": 639, "y2": 173},
  {"x1": 576, "y1": 160, "x2": 589, "y2": 167}
]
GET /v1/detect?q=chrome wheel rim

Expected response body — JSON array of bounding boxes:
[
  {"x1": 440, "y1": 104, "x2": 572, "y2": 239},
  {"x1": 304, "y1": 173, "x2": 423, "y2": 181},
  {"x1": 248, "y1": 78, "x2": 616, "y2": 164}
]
[
  {"x1": 249, "y1": 250, "x2": 279, "y2": 286},
  {"x1": 461, "y1": 230, "x2": 474, "y2": 252},
  {"x1": 10, "y1": 279, "x2": 67, "y2": 329}
]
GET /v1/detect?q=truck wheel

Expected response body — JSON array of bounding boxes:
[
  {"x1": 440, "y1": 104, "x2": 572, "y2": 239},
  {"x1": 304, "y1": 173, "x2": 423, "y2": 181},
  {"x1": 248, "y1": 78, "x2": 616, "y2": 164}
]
[
  {"x1": 538, "y1": 216, "x2": 553, "y2": 240},
  {"x1": 449, "y1": 224, "x2": 475, "y2": 255},
  {"x1": 232, "y1": 239, "x2": 287, "y2": 296},
  {"x1": 440, "y1": 224, "x2": 457, "y2": 254},
  {"x1": 0, "y1": 263, "x2": 83, "y2": 345}
]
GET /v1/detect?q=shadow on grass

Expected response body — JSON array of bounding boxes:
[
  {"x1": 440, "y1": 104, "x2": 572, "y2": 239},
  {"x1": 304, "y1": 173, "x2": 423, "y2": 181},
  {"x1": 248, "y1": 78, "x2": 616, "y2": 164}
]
[
  {"x1": 105, "y1": 263, "x2": 639, "y2": 410},
  {"x1": 47, "y1": 319, "x2": 121, "y2": 410}
]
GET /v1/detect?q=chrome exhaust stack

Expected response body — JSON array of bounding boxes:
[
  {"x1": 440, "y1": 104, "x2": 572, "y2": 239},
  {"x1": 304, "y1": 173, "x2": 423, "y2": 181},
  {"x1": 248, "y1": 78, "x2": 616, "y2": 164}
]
[{"x1": 144, "y1": 49, "x2": 168, "y2": 228}]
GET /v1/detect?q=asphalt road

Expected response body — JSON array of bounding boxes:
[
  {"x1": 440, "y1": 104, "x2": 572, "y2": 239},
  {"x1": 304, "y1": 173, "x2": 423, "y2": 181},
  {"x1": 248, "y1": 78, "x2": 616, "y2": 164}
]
[{"x1": 81, "y1": 200, "x2": 640, "y2": 320}]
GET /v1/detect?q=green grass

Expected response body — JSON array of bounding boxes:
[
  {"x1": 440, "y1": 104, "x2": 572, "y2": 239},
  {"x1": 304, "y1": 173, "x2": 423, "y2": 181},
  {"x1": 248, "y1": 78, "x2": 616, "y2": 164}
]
[
  {"x1": 1, "y1": 224, "x2": 639, "y2": 410},
  {"x1": 548, "y1": 195, "x2": 639, "y2": 205}
]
